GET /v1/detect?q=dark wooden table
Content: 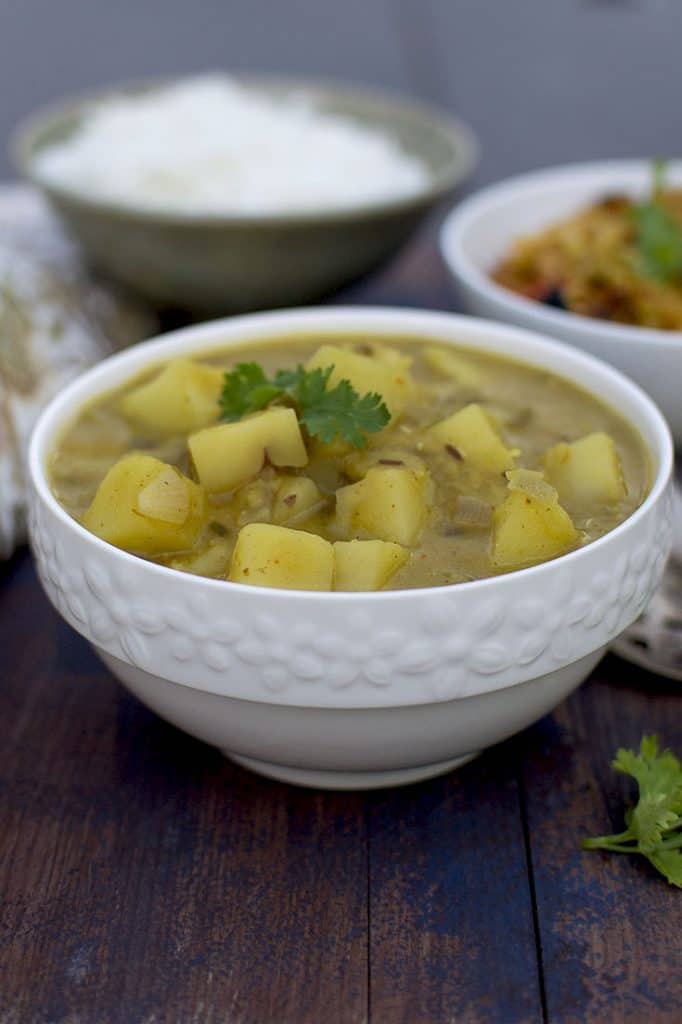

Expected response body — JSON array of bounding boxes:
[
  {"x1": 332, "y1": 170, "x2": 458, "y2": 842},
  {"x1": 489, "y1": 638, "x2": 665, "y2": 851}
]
[{"x1": 1, "y1": 236, "x2": 680, "y2": 1024}]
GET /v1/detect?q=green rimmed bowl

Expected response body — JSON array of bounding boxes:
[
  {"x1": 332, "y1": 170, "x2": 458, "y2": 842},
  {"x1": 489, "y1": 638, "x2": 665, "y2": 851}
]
[{"x1": 13, "y1": 76, "x2": 478, "y2": 315}]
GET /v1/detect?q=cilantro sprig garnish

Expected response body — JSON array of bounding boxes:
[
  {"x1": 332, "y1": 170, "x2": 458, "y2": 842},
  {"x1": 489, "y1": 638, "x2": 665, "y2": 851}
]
[
  {"x1": 630, "y1": 159, "x2": 682, "y2": 283},
  {"x1": 582, "y1": 735, "x2": 682, "y2": 888},
  {"x1": 218, "y1": 362, "x2": 390, "y2": 448}
]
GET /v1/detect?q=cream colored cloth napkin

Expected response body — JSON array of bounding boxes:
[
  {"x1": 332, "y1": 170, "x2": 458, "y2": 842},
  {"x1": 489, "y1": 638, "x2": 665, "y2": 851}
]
[{"x1": 0, "y1": 185, "x2": 157, "y2": 557}]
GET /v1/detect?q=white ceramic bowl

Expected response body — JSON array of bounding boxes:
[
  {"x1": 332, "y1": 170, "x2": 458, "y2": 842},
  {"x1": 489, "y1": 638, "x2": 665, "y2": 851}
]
[
  {"x1": 440, "y1": 161, "x2": 682, "y2": 445},
  {"x1": 28, "y1": 308, "x2": 674, "y2": 790}
]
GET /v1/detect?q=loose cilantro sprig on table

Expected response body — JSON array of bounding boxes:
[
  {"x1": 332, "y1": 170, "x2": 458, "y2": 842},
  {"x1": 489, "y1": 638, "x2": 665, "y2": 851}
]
[
  {"x1": 582, "y1": 735, "x2": 682, "y2": 888},
  {"x1": 630, "y1": 159, "x2": 682, "y2": 283},
  {"x1": 218, "y1": 362, "x2": 390, "y2": 448}
]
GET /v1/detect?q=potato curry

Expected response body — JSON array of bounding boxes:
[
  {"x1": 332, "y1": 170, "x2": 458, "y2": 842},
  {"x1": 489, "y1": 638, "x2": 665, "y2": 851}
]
[{"x1": 50, "y1": 335, "x2": 649, "y2": 591}]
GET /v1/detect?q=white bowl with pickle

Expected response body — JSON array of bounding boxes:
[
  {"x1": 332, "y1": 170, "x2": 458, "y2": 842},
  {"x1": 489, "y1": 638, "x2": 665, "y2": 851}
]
[
  {"x1": 28, "y1": 308, "x2": 673, "y2": 789},
  {"x1": 440, "y1": 160, "x2": 682, "y2": 444}
]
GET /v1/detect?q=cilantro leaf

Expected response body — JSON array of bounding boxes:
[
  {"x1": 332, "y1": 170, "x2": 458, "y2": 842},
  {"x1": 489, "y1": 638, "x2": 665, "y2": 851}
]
[
  {"x1": 613, "y1": 738, "x2": 682, "y2": 850},
  {"x1": 647, "y1": 848, "x2": 682, "y2": 888},
  {"x1": 300, "y1": 379, "x2": 389, "y2": 448},
  {"x1": 630, "y1": 160, "x2": 682, "y2": 283},
  {"x1": 218, "y1": 361, "x2": 391, "y2": 448},
  {"x1": 272, "y1": 365, "x2": 316, "y2": 393},
  {"x1": 218, "y1": 362, "x2": 282, "y2": 421},
  {"x1": 631, "y1": 204, "x2": 682, "y2": 282},
  {"x1": 582, "y1": 735, "x2": 682, "y2": 888}
]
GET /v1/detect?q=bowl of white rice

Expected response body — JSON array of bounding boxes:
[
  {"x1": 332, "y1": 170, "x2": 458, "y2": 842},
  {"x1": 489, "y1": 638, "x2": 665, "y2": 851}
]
[{"x1": 14, "y1": 75, "x2": 477, "y2": 314}]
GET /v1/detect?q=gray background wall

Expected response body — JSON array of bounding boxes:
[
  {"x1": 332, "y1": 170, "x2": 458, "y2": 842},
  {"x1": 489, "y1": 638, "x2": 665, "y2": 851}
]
[{"x1": 1, "y1": 0, "x2": 680, "y2": 185}]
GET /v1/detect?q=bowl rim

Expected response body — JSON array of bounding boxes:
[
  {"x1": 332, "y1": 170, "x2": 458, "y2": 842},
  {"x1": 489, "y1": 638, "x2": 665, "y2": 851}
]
[
  {"x1": 13, "y1": 73, "x2": 479, "y2": 228},
  {"x1": 29, "y1": 305, "x2": 674, "y2": 603},
  {"x1": 440, "y1": 158, "x2": 682, "y2": 350}
]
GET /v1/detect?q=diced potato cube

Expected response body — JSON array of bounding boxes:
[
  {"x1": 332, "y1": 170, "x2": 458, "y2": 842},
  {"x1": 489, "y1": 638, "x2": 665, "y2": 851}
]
[
  {"x1": 231, "y1": 477, "x2": 277, "y2": 527},
  {"x1": 272, "y1": 476, "x2": 322, "y2": 524},
  {"x1": 189, "y1": 407, "x2": 307, "y2": 493},
  {"x1": 136, "y1": 464, "x2": 190, "y2": 523},
  {"x1": 335, "y1": 466, "x2": 431, "y2": 546},
  {"x1": 333, "y1": 539, "x2": 408, "y2": 591},
  {"x1": 491, "y1": 486, "x2": 578, "y2": 571},
  {"x1": 422, "y1": 346, "x2": 482, "y2": 388},
  {"x1": 169, "y1": 538, "x2": 233, "y2": 578},
  {"x1": 228, "y1": 524, "x2": 334, "y2": 590},
  {"x1": 308, "y1": 436, "x2": 354, "y2": 462},
  {"x1": 543, "y1": 432, "x2": 626, "y2": 506},
  {"x1": 506, "y1": 468, "x2": 558, "y2": 504},
  {"x1": 373, "y1": 344, "x2": 414, "y2": 374},
  {"x1": 424, "y1": 403, "x2": 516, "y2": 474},
  {"x1": 306, "y1": 343, "x2": 411, "y2": 417},
  {"x1": 81, "y1": 454, "x2": 207, "y2": 554},
  {"x1": 120, "y1": 359, "x2": 224, "y2": 437}
]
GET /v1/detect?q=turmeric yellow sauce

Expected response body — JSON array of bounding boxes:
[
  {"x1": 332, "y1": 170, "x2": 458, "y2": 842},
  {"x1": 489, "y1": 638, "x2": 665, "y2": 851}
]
[
  {"x1": 493, "y1": 190, "x2": 682, "y2": 329},
  {"x1": 50, "y1": 335, "x2": 649, "y2": 591}
]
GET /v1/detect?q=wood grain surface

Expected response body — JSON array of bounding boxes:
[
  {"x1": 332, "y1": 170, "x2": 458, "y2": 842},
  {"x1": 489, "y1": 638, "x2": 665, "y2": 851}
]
[
  {"x1": 521, "y1": 658, "x2": 682, "y2": 1024},
  {"x1": 1, "y1": 555, "x2": 369, "y2": 1024},
  {"x1": 367, "y1": 754, "x2": 541, "y2": 1024},
  {"x1": 1, "y1": 236, "x2": 681, "y2": 1024},
  {"x1": 2, "y1": 7, "x2": 682, "y2": 1013}
]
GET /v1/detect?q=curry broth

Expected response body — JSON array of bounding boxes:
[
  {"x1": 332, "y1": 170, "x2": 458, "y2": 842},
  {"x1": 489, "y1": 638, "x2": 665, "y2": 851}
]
[{"x1": 50, "y1": 334, "x2": 650, "y2": 590}]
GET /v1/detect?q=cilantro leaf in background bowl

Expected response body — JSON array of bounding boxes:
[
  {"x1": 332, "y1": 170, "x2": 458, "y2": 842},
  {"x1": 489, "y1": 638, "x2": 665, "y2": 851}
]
[{"x1": 631, "y1": 159, "x2": 682, "y2": 283}]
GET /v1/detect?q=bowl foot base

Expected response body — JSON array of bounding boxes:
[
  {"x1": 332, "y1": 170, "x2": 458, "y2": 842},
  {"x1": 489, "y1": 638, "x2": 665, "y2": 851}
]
[{"x1": 225, "y1": 751, "x2": 481, "y2": 790}]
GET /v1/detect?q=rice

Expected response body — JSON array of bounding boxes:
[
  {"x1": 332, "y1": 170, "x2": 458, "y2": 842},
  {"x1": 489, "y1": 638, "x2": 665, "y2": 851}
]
[{"x1": 33, "y1": 75, "x2": 430, "y2": 215}]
